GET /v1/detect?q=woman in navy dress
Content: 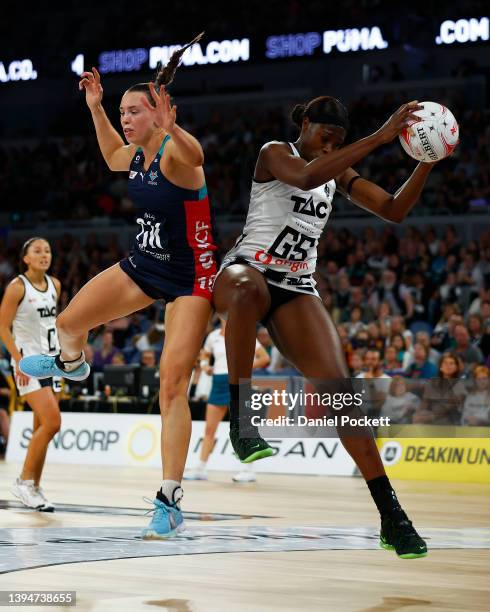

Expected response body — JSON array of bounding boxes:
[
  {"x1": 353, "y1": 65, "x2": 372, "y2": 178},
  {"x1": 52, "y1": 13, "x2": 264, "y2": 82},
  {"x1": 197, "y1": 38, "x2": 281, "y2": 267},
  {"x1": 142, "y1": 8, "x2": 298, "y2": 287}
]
[{"x1": 20, "y1": 34, "x2": 217, "y2": 538}]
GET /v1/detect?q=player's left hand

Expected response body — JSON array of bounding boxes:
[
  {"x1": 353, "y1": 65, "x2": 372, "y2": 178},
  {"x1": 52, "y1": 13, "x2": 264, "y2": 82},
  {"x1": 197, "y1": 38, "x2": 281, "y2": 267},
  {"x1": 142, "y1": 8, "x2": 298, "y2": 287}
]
[{"x1": 141, "y1": 83, "x2": 177, "y2": 134}]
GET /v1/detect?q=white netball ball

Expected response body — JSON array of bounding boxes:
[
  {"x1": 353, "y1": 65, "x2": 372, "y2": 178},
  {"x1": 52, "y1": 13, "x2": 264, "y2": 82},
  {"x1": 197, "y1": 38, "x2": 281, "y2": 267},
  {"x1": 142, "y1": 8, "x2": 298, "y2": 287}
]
[{"x1": 399, "y1": 101, "x2": 459, "y2": 163}]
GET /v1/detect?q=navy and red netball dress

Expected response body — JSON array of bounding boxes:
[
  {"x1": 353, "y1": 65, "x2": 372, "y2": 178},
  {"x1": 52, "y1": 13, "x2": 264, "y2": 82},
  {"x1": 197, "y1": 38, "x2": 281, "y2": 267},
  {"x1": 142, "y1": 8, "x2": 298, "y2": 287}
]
[{"x1": 120, "y1": 135, "x2": 218, "y2": 301}]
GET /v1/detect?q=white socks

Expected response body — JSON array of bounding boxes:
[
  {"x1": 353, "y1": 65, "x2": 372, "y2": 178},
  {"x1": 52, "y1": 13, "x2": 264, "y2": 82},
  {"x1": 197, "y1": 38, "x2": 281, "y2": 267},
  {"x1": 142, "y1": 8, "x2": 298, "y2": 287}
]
[{"x1": 160, "y1": 480, "x2": 183, "y2": 507}]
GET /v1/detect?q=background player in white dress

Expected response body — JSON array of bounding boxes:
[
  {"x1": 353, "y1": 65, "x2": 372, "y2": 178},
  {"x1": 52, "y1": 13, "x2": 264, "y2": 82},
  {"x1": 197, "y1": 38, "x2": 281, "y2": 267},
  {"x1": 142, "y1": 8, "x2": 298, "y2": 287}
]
[
  {"x1": 213, "y1": 95, "x2": 449, "y2": 558},
  {"x1": 184, "y1": 318, "x2": 270, "y2": 482},
  {"x1": 0, "y1": 237, "x2": 62, "y2": 510}
]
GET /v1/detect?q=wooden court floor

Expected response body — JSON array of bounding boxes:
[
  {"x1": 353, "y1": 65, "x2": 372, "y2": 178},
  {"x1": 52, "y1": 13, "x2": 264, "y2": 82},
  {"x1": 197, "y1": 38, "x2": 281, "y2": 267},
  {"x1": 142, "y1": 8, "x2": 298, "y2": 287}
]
[{"x1": 0, "y1": 461, "x2": 489, "y2": 611}]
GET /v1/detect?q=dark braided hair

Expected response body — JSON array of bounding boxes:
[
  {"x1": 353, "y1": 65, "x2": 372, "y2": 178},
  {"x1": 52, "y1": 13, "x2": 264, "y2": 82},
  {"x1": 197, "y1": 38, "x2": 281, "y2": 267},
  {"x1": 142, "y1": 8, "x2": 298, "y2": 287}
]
[
  {"x1": 19, "y1": 237, "x2": 49, "y2": 273},
  {"x1": 291, "y1": 96, "x2": 349, "y2": 130},
  {"x1": 127, "y1": 32, "x2": 205, "y2": 104}
]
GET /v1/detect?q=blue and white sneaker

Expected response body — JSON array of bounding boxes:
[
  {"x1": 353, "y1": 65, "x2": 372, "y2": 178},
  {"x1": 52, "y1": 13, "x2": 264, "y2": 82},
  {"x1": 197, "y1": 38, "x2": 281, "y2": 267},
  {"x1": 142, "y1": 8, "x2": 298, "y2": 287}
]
[
  {"x1": 142, "y1": 493, "x2": 185, "y2": 539},
  {"x1": 19, "y1": 354, "x2": 90, "y2": 381}
]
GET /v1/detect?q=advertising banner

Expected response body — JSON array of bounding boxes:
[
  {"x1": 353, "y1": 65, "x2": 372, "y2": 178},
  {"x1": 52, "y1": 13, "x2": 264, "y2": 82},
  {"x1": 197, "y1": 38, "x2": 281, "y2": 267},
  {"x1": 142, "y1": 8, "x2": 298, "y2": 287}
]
[
  {"x1": 377, "y1": 425, "x2": 490, "y2": 483},
  {"x1": 6, "y1": 412, "x2": 356, "y2": 476}
]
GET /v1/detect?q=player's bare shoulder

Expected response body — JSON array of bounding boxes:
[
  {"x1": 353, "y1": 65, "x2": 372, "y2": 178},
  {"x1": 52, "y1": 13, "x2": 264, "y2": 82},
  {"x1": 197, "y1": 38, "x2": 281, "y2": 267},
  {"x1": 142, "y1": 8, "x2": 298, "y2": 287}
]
[
  {"x1": 255, "y1": 141, "x2": 292, "y2": 181},
  {"x1": 259, "y1": 140, "x2": 292, "y2": 159},
  {"x1": 3, "y1": 277, "x2": 25, "y2": 305}
]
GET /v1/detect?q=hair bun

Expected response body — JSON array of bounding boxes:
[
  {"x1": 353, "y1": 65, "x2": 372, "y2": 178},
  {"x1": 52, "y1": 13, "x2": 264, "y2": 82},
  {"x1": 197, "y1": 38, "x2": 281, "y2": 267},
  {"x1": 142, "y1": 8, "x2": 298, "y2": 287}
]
[{"x1": 291, "y1": 104, "x2": 306, "y2": 127}]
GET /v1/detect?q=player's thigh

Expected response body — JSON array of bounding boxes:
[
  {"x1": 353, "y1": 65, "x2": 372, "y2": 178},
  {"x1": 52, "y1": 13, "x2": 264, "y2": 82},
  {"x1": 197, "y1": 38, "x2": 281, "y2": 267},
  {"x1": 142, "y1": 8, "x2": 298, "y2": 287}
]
[
  {"x1": 213, "y1": 265, "x2": 270, "y2": 320},
  {"x1": 24, "y1": 387, "x2": 60, "y2": 428},
  {"x1": 267, "y1": 294, "x2": 349, "y2": 378},
  {"x1": 58, "y1": 263, "x2": 154, "y2": 334},
  {"x1": 160, "y1": 296, "x2": 212, "y2": 381}
]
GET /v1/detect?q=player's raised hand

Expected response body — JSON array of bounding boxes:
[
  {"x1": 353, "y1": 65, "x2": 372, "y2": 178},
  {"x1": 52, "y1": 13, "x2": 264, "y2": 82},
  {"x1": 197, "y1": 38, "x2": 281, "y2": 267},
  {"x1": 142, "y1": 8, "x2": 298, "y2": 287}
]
[
  {"x1": 141, "y1": 83, "x2": 177, "y2": 133},
  {"x1": 376, "y1": 101, "x2": 423, "y2": 144},
  {"x1": 79, "y1": 67, "x2": 103, "y2": 110}
]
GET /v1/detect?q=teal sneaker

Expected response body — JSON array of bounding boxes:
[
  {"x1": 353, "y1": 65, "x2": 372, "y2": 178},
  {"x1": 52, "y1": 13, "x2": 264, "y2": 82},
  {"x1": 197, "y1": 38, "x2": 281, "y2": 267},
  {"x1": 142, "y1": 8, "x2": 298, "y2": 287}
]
[
  {"x1": 19, "y1": 354, "x2": 90, "y2": 381},
  {"x1": 380, "y1": 510, "x2": 428, "y2": 559},
  {"x1": 142, "y1": 493, "x2": 185, "y2": 539}
]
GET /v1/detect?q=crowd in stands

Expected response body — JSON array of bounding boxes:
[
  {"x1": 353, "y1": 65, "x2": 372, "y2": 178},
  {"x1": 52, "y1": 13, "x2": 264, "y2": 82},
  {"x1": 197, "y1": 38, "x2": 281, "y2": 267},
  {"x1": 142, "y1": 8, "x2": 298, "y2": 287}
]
[{"x1": 1, "y1": 95, "x2": 489, "y2": 223}]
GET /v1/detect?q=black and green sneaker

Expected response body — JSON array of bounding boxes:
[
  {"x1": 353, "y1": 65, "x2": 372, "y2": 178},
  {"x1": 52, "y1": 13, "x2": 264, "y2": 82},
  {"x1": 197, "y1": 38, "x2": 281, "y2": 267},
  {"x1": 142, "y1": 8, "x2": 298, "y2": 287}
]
[
  {"x1": 230, "y1": 424, "x2": 275, "y2": 463},
  {"x1": 380, "y1": 510, "x2": 428, "y2": 559}
]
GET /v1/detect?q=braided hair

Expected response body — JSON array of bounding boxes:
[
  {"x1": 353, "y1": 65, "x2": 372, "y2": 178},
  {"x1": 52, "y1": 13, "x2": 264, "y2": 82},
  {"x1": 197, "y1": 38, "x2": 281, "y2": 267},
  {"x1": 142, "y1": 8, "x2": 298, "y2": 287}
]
[{"x1": 127, "y1": 32, "x2": 204, "y2": 103}]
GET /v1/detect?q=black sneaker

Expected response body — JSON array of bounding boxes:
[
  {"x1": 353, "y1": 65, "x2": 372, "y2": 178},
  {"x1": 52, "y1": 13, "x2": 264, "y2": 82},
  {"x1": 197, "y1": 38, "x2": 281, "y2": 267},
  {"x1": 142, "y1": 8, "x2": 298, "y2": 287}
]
[
  {"x1": 380, "y1": 510, "x2": 428, "y2": 559},
  {"x1": 230, "y1": 424, "x2": 275, "y2": 463}
]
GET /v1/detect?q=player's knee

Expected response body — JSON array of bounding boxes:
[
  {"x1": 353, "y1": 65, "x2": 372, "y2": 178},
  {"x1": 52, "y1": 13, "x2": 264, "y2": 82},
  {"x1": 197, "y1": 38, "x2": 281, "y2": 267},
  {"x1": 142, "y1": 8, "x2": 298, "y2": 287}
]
[
  {"x1": 159, "y1": 369, "x2": 189, "y2": 410},
  {"x1": 44, "y1": 414, "x2": 61, "y2": 438},
  {"x1": 228, "y1": 275, "x2": 265, "y2": 309},
  {"x1": 56, "y1": 312, "x2": 82, "y2": 337}
]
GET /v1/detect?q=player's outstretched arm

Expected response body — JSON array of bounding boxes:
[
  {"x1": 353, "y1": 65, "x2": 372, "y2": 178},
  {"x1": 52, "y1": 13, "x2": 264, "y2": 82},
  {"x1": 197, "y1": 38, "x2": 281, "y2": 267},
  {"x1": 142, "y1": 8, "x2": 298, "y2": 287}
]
[
  {"x1": 141, "y1": 83, "x2": 204, "y2": 168},
  {"x1": 79, "y1": 67, "x2": 134, "y2": 171},
  {"x1": 261, "y1": 102, "x2": 422, "y2": 190},
  {"x1": 336, "y1": 161, "x2": 435, "y2": 223}
]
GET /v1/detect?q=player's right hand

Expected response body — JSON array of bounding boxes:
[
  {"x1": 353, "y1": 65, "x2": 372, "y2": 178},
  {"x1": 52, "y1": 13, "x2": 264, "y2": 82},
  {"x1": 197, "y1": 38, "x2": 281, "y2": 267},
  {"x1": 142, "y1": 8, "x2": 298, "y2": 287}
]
[
  {"x1": 79, "y1": 67, "x2": 103, "y2": 110},
  {"x1": 375, "y1": 101, "x2": 423, "y2": 144},
  {"x1": 15, "y1": 363, "x2": 30, "y2": 387}
]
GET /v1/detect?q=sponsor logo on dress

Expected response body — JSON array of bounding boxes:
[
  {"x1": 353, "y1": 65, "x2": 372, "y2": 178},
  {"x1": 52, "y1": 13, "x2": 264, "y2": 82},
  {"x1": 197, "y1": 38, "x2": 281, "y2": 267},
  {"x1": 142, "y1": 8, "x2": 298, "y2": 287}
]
[
  {"x1": 148, "y1": 170, "x2": 158, "y2": 186},
  {"x1": 291, "y1": 195, "x2": 328, "y2": 219},
  {"x1": 194, "y1": 221, "x2": 214, "y2": 270},
  {"x1": 254, "y1": 249, "x2": 309, "y2": 273},
  {"x1": 129, "y1": 171, "x2": 137, "y2": 179},
  {"x1": 135, "y1": 213, "x2": 169, "y2": 261},
  {"x1": 37, "y1": 306, "x2": 56, "y2": 318}
]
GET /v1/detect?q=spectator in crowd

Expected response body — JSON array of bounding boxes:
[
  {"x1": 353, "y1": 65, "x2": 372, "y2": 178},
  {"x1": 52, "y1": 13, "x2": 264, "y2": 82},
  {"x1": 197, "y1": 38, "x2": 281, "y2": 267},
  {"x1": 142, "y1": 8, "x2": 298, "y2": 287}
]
[
  {"x1": 453, "y1": 324, "x2": 484, "y2": 370},
  {"x1": 367, "y1": 322, "x2": 384, "y2": 353},
  {"x1": 140, "y1": 349, "x2": 157, "y2": 368},
  {"x1": 377, "y1": 301, "x2": 393, "y2": 338},
  {"x1": 404, "y1": 331, "x2": 441, "y2": 369},
  {"x1": 390, "y1": 333, "x2": 408, "y2": 367},
  {"x1": 133, "y1": 323, "x2": 165, "y2": 355},
  {"x1": 356, "y1": 349, "x2": 391, "y2": 416},
  {"x1": 92, "y1": 330, "x2": 119, "y2": 372},
  {"x1": 432, "y1": 313, "x2": 464, "y2": 353},
  {"x1": 413, "y1": 352, "x2": 467, "y2": 425},
  {"x1": 383, "y1": 345, "x2": 404, "y2": 376},
  {"x1": 350, "y1": 349, "x2": 365, "y2": 377},
  {"x1": 404, "y1": 343, "x2": 438, "y2": 379},
  {"x1": 111, "y1": 352, "x2": 126, "y2": 365},
  {"x1": 467, "y1": 314, "x2": 483, "y2": 345},
  {"x1": 380, "y1": 376, "x2": 420, "y2": 424},
  {"x1": 348, "y1": 286, "x2": 375, "y2": 322},
  {"x1": 461, "y1": 366, "x2": 490, "y2": 426},
  {"x1": 368, "y1": 270, "x2": 414, "y2": 319},
  {"x1": 346, "y1": 306, "x2": 365, "y2": 339}
]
